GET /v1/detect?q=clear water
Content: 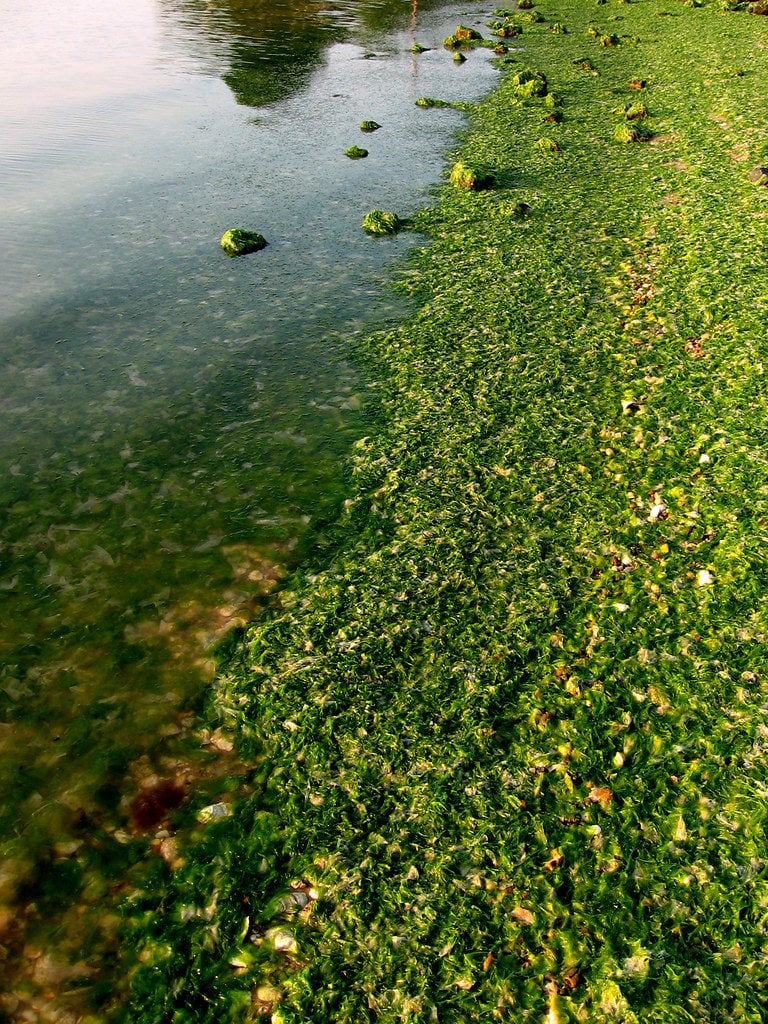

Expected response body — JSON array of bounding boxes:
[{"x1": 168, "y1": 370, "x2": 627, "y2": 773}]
[{"x1": 0, "y1": 0, "x2": 498, "y2": 1013}]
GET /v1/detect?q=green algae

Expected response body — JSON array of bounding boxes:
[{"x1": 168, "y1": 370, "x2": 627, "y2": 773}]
[
  {"x1": 345, "y1": 145, "x2": 368, "y2": 159},
  {"x1": 361, "y1": 210, "x2": 402, "y2": 236},
  {"x1": 219, "y1": 228, "x2": 267, "y2": 256},
  {"x1": 121, "y1": 3, "x2": 768, "y2": 1022},
  {"x1": 449, "y1": 159, "x2": 496, "y2": 190},
  {"x1": 359, "y1": 120, "x2": 381, "y2": 132}
]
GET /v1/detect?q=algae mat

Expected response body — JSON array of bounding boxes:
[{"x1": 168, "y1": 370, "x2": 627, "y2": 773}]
[{"x1": 123, "y1": 1, "x2": 768, "y2": 1021}]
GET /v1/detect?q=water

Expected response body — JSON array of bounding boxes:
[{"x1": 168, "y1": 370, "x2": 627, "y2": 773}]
[{"x1": 0, "y1": 0, "x2": 498, "y2": 1015}]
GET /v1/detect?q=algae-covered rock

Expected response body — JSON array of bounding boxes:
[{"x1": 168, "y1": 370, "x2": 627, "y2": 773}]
[
  {"x1": 360, "y1": 120, "x2": 381, "y2": 133},
  {"x1": 362, "y1": 210, "x2": 401, "y2": 236},
  {"x1": 449, "y1": 161, "x2": 496, "y2": 190},
  {"x1": 518, "y1": 0, "x2": 534, "y2": 8},
  {"x1": 454, "y1": 25, "x2": 483, "y2": 40},
  {"x1": 749, "y1": 167, "x2": 768, "y2": 186},
  {"x1": 747, "y1": 0, "x2": 768, "y2": 11},
  {"x1": 453, "y1": 51, "x2": 467, "y2": 63},
  {"x1": 512, "y1": 68, "x2": 548, "y2": 98},
  {"x1": 536, "y1": 136, "x2": 560, "y2": 152},
  {"x1": 220, "y1": 229, "x2": 268, "y2": 257},
  {"x1": 411, "y1": 43, "x2": 429, "y2": 53},
  {"x1": 415, "y1": 96, "x2": 452, "y2": 108},
  {"x1": 615, "y1": 122, "x2": 652, "y2": 143},
  {"x1": 346, "y1": 145, "x2": 368, "y2": 159}
]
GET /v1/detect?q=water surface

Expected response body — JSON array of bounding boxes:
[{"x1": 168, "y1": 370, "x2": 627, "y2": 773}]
[{"x1": 0, "y1": 0, "x2": 498, "y2": 1014}]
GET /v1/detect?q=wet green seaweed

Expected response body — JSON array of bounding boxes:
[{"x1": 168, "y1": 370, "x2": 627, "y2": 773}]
[{"x1": 120, "y1": 1, "x2": 768, "y2": 1021}]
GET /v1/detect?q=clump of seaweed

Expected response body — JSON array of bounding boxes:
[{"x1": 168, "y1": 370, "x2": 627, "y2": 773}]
[
  {"x1": 345, "y1": 145, "x2": 368, "y2": 159},
  {"x1": 614, "y1": 101, "x2": 648, "y2": 119},
  {"x1": 614, "y1": 121, "x2": 652, "y2": 142},
  {"x1": 518, "y1": 0, "x2": 534, "y2": 8},
  {"x1": 512, "y1": 68, "x2": 548, "y2": 98},
  {"x1": 415, "y1": 96, "x2": 453, "y2": 108},
  {"x1": 454, "y1": 51, "x2": 467, "y2": 63},
  {"x1": 410, "y1": 43, "x2": 429, "y2": 53},
  {"x1": 551, "y1": 22, "x2": 568, "y2": 33},
  {"x1": 500, "y1": 199, "x2": 532, "y2": 216},
  {"x1": 494, "y1": 21, "x2": 523, "y2": 37},
  {"x1": 219, "y1": 228, "x2": 267, "y2": 256},
  {"x1": 361, "y1": 210, "x2": 401, "y2": 235},
  {"x1": 600, "y1": 32, "x2": 620, "y2": 45},
  {"x1": 360, "y1": 120, "x2": 381, "y2": 132},
  {"x1": 449, "y1": 160, "x2": 496, "y2": 189},
  {"x1": 455, "y1": 25, "x2": 483, "y2": 40},
  {"x1": 536, "y1": 136, "x2": 560, "y2": 151},
  {"x1": 522, "y1": 10, "x2": 544, "y2": 22}
]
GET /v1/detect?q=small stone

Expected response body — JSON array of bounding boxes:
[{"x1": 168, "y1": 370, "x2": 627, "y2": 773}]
[
  {"x1": 749, "y1": 166, "x2": 768, "y2": 186},
  {"x1": 265, "y1": 927, "x2": 298, "y2": 953},
  {"x1": 196, "y1": 802, "x2": 232, "y2": 823},
  {"x1": 360, "y1": 120, "x2": 381, "y2": 132}
]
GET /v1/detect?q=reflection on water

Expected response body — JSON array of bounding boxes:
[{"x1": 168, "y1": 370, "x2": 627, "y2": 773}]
[
  {"x1": 160, "y1": 0, "x2": 460, "y2": 104},
  {"x1": 0, "y1": 0, "x2": 498, "y2": 1016}
]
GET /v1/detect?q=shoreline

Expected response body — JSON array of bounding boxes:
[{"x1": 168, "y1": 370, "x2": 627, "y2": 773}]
[{"x1": 121, "y1": 2, "x2": 768, "y2": 1021}]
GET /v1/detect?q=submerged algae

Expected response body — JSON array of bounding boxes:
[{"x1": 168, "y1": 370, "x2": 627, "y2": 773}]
[{"x1": 122, "y1": 3, "x2": 768, "y2": 1022}]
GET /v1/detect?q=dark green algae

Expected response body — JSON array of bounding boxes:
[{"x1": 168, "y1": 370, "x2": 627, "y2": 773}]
[{"x1": 121, "y1": 2, "x2": 768, "y2": 1022}]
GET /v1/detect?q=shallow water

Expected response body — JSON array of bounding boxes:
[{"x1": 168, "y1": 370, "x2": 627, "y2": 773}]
[{"x1": 0, "y1": 0, "x2": 498, "y2": 1013}]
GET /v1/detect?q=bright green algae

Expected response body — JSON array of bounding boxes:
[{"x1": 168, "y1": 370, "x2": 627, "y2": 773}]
[{"x1": 122, "y1": 2, "x2": 768, "y2": 1021}]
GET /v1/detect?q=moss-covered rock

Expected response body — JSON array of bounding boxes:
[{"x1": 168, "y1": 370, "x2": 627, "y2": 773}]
[
  {"x1": 449, "y1": 161, "x2": 496, "y2": 190},
  {"x1": 345, "y1": 145, "x2": 369, "y2": 159},
  {"x1": 361, "y1": 210, "x2": 401, "y2": 236},
  {"x1": 454, "y1": 25, "x2": 482, "y2": 41},
  {"x1": 512, "y1": 68, "x2": 548, "y2": 98},
  {"x1": 410, "y1": 43, "x2": 429, "y2": 53},
  {"x1": 453, "y1": 51, "x2": 467, "y2": 63},
  {"x1": 360, "y1": 120, "x2": 381, "y2": 133},
  {"x1": 415, "y1": 96, "x2": 453, "y2": 108},
  {"x1": 749, "y1": 166, "x2": 768, "y2": 186},
  {"x1": 219, "y1": 228, "x2": 267, "y2": 257},
  {"x1": 614, "y1": 121, "x2": 652, "y2": 143}
]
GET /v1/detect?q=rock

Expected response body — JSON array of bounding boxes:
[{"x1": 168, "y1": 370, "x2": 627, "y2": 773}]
[
  {"x1": 453, "y1": 51, "x2": 467, "y2": 63},
  {"x1": 220, "y1": 229, "x2": 267, "y2": 256},
  {"x1": 749, "y1": 166, "x2": 768, "y2": 186},
  {"x1": 454, "y1": 25, "x2": 482, "y2": 41},
  {"x1": 362, "y1": 210, "x2": 401, "y2": 236},
  {"x1": 359, "y1": 120, "x2": 381, "y2": 133},
  {"x1": 449, "y1": 161, "x2": 495, "y2": 190},
  {"x1": 265, "y1": 927, "x2": 298, "y2": 953},
  {"x1": 196, "y1": 802, "x2": 232, "y2": 824},
  {"x1": 345, "y1": 145, "x2": 368, "y2": 159}
]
